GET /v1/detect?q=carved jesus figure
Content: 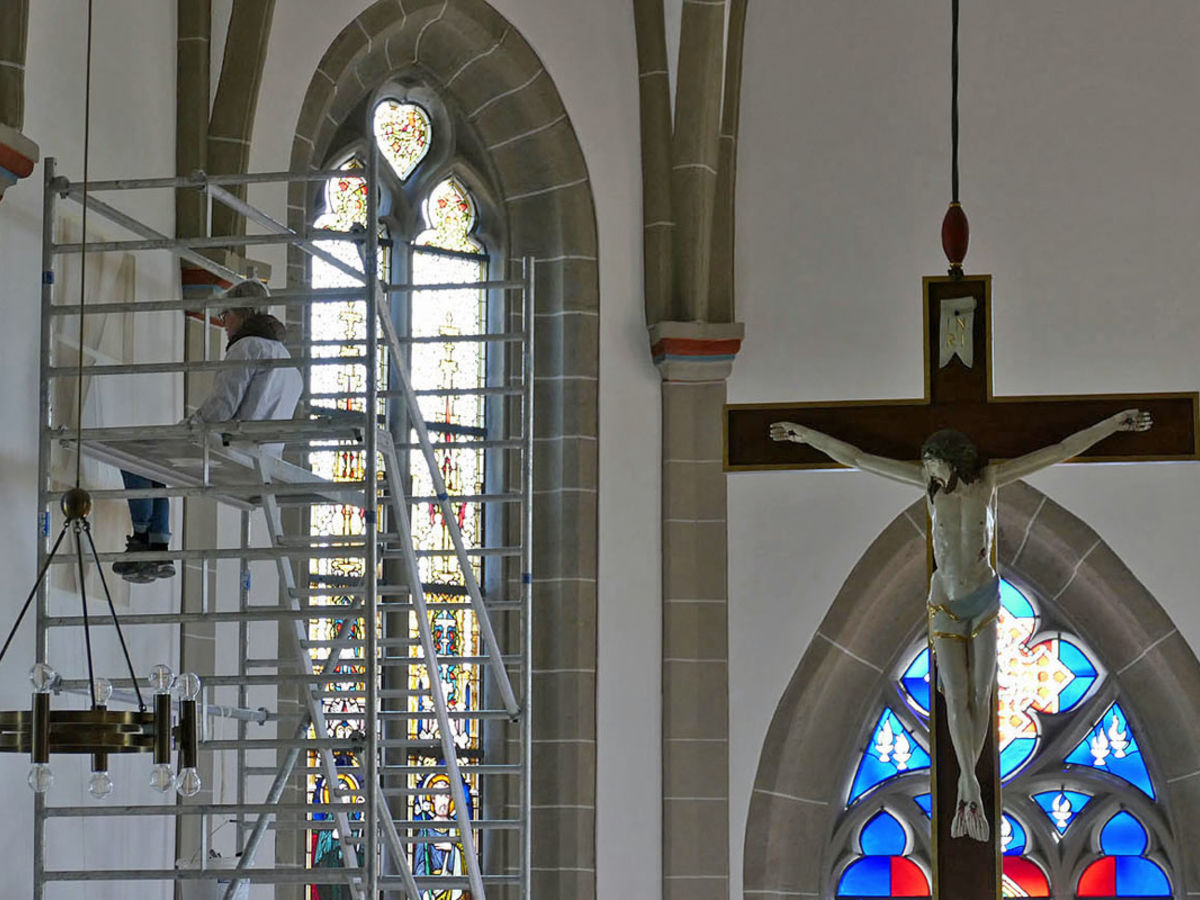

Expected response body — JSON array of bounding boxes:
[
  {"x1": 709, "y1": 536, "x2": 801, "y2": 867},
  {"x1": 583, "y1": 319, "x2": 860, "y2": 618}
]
[{"x1": 769, "y1": 409, "x2": 1151, "y2": 842}]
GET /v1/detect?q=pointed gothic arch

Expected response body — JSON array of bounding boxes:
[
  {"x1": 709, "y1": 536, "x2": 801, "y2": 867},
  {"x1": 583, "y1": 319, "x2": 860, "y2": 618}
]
[
  {"x1": 290, "y1": 3, "x2": 599, "y2": 896},
  {"x1": 744, "y1": 480, "x2": 1200, "y2": 897}
]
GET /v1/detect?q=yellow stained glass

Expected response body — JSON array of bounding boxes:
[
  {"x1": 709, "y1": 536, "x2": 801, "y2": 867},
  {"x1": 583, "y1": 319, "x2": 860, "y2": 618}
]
[
  {"x1": 416, "y1": 177, "x2": 482, "y2": 254},
  {"x1": 373, "y1": 99, "x2": 432, "y2": 181}
]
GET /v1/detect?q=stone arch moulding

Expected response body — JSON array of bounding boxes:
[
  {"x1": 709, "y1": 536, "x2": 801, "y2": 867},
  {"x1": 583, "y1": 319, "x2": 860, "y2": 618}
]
[
  {"x1": 290, "y1": 3, "x2": 601, "y2": 898},
  {"x1": 743, "y1": 480, "x2": 1200, "y2": 897}
]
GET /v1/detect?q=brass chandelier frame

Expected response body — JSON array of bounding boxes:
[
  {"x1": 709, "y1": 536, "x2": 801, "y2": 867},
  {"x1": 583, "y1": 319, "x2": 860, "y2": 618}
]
[{"x1": 0, "y1": 487, "x2": 200, "y2": 798}]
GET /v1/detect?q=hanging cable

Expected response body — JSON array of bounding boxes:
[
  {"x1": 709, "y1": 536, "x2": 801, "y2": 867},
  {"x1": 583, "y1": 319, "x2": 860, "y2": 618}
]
[
  {"x1": 84, "y1": 523, "x2": 146, "y2": 710},
  {"x1": 951, "y1": 0, "x2": 960, "y2": 203},
  {"x1": 941, "y1": 0, "x2": 968, "y2": 277},
  {"x1": 74, "y1": 0, "x2": 94, "y2": 489}
]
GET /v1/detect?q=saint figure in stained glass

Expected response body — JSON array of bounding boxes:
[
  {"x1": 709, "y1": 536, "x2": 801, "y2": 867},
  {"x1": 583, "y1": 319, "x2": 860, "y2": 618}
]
[{"x1": 413, "y1": 772, "x2": 473, "y2": 900}]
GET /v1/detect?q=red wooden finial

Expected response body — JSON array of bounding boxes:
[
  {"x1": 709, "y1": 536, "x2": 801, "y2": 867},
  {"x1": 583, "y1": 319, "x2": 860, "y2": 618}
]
[{"x1": 942, "y1": 201, "x2": 969, "y2": 279}]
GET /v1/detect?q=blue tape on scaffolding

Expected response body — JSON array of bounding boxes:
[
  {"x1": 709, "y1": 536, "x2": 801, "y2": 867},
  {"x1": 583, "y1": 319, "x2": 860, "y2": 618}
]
[
  {"x1": 436, "y1": 492, "x2": 449, "y2": 502},
  {"x1": 40, "y1": 511, "x2": 50, "y2": 537},
  {"x1": 364, "y1": 509, "x2": 377, "y2": 524},
  {"x1": 521, "y1": 573, "x2": 532, "y2": 584},
  {"x1": 42, "y1": 271, "x2": 54, "y2": 284},
  {"x1": 241, "y1": 572, "x2": 252, "y2": 592}
]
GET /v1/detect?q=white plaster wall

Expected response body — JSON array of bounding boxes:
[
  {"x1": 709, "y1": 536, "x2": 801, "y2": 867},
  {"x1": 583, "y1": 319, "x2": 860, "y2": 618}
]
[
  {"x1": 0, "y1": 2, "x2": 181, "y2": 897},
  {"x1": 730, "y1": 1, "x2": 1200, "y2": 895}
]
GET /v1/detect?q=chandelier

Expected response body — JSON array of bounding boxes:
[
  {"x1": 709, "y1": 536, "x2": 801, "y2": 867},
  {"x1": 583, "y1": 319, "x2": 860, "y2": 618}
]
[{"x1": 0, "y1": 488, "x2": 202, "y2": 799}]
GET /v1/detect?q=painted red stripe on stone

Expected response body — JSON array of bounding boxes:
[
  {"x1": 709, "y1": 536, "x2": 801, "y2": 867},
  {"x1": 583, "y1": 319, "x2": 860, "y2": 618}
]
[
  {"x1": 651, "y1": 337, "x2": 742, "y2": 358},
  {"x1": 0, "y1": 143, "x2": 36, "y2": 179},
  {"x1": 181, "y1": 268, "x2": 233, "y2": 289}
]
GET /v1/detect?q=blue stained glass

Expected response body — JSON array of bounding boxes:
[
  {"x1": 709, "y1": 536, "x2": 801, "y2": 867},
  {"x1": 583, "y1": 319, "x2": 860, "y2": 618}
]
[
  {"x1": 848, "y1": 710, "x2": 931, "y2": 804},
  {"x1": 1056, "y1": 638, "x2": 1098, "y2": 712},
  {"x1": 860, "y1": 811, "x2": 907, "y2": 855},
  {"x1": 999, "y1": 737, "x2": 1038, "y2": 783},
  {"x1": 1033, "y1": 789, "x2": 1091, "y2": 835},
  {"x1": 1000, "y1": 580, "x2": 1036, "y2": 618},
  {"x1": 900, "y1": 649, "x2": 931, "y2": 717},
  {"x1": 913, "y1": 794, "x2": 932, "y2": 818},
  {"x1": 1001, "y1": 813, "x2": 1027, "y2": 855},
  {"x1": 1100, "y1": 811, "x2": 1148, "y2": 856},
  {"x1": 1116, "y1": 857, "x2": 1171, "y2": 895},
  {"x1": 837, "y1": 857, "x2": 891, "y2": 896},
  {"x1": 1065, "y1": 702, "x2": 1155, "y2": 798}
]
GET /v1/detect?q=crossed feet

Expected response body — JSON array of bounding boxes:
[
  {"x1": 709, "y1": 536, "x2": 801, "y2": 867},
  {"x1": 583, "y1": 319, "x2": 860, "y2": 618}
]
[{"x1": 950, "y1": 774, "x2": 990, "y2": 842}]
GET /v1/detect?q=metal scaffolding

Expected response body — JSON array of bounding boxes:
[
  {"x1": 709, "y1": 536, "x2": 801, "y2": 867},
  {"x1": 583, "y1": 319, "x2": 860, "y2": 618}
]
[{"x1": 34, "y1": 150, "x2": 533, "y2": 897}]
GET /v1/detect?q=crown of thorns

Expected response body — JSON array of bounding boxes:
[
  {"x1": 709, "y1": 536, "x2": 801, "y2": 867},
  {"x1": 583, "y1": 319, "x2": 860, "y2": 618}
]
[{"x1": 920, "y1": 428, "x2": 982, "y2": 480}]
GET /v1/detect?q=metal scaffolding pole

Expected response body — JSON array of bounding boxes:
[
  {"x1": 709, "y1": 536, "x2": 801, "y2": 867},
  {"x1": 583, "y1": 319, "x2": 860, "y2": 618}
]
[{"x1": 33, "y1": 160, "x2": 532, "y2": 898}]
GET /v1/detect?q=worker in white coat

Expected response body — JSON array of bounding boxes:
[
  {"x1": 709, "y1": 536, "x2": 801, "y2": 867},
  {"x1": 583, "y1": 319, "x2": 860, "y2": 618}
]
[{"x1": 114, "y1": 280, "x2": 304, "y2": 582}]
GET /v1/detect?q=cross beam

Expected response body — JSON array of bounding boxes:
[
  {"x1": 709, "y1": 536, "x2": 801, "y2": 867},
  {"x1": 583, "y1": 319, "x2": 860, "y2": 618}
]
[{"x1": 726, "y1": 275, "x2": 1198, "y2": 897}]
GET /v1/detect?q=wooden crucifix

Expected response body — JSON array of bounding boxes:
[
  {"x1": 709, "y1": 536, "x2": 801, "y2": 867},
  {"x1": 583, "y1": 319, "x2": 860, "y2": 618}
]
[{"x1": 726, "y1": 275, "x2": 1198, "y2": 897}]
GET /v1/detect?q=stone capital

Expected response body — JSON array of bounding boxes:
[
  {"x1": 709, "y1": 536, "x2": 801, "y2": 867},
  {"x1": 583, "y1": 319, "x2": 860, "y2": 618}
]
[
  {"x1": 0, "y1": 121, "x2": 38, "y2": 203},
  {"x1": 649, "y1": 320, "x2": 744, "y2": 382},
  {"x1": 181, "y1": 254, "x2": 274, "y2": 320}
]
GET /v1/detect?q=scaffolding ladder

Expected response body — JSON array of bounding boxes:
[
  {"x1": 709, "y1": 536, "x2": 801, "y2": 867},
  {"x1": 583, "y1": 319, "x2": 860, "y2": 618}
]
[{"x1": 34, "y1": 154, "x2": 534, "y2": 898}]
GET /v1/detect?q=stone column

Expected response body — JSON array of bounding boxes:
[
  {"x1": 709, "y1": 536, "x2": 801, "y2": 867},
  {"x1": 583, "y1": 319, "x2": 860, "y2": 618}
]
[
  {"x1": 0, "y1": 0, "x2": 38, "y2": 203},
  {"x1": 208, "y1": 0, "x2": 275, "y2": 239},
  {"x1": 652, "y1": 321, "x2": 742, "y2": 900},
  {"x1": 176, "y1": 0, "x2": 209, "y2": 240}
]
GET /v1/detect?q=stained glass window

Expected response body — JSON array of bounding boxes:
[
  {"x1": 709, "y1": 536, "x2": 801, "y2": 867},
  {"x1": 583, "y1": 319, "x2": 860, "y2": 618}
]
[
  {"x1": 306, "y1": 97, "x2": 493, "y2": 895},
  {"x1": 1001, "y1": 813, "x2": 1026, "y2": 855},
  {"x1": 1002, "y1": 857, "x2": 1050, "y2": 897},
  {"x1": 836, "y1": 810, "x2": 930, "y2": 898},
  {"x1": 1032, "y1": 789, "x2": 1092, "y2": 835},
  {"x1": 417, "y1": 178, "x2": 482, "y2": 254},
  {"x1": 305, "y1": 155, "x2": 392, "y2": 897},
  {"x1": 406, "y1": 175, "x2": 488, "y2": 889},
  {"x1": 847, "y1": 709, "x2": 930, "y2": 804},
  {"x1": 373, "y1": 100, "x2": 431, "y2": 181},
  {"x1": 832, "y1": 578, "x2": 1176, "y2": 898},
  {"x1": 1077, "y1": 812, "x2": 1171, "y2": 897},
  {"x1": 897, "y1": 582, "x2": 1100, "y2": 783},
  {"x1": 1064, "y1": 702, "x2": 1155, "y2": 799}
]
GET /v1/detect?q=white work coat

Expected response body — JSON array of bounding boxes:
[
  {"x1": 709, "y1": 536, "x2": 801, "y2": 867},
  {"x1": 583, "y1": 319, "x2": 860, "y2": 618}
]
[{"x1": 192, "y1": 335, "x2": 303, "y2": 454}]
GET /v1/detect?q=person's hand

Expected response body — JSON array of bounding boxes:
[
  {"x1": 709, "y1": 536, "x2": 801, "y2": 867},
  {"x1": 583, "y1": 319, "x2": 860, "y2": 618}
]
[
  {"x1": 1114, "y1": 409, "x2": 1152, "y2": 432},
  {"x1": 770, "y1": 421, "x2": 808, "y2": 443}
]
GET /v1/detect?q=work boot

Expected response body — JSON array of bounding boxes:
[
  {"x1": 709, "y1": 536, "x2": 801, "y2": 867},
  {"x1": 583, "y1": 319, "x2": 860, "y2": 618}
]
[
  {"x1": 113, "y1": 533, "x2": 156, "y2": 583},
  {"x1": 145, "y1": 541, "x2": 176, "y2": 580}
]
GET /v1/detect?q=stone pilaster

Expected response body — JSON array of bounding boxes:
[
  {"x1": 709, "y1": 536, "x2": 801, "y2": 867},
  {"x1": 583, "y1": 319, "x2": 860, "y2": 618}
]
[
  {"x1": 654, "y1": 321, "x2": 742, "y2": 900},
  {"x1": 208, "y1": 0, "x2": 275, "y2": 239},
  {"x1": 176, "y1": 0, "x2": 210, "y2": 240},
  {"x1": 0, "y1": 0, "x2": 29, "y2": 130}
]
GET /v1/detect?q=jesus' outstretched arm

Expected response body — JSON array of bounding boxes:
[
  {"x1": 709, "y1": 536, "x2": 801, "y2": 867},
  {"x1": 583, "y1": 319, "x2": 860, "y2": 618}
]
[
  {"x1": 990, "y1": 408, "x2": 1152, "y2": 486},
  {"x1": 769, "y1": 421, "x2": 925, "y2": 487}
]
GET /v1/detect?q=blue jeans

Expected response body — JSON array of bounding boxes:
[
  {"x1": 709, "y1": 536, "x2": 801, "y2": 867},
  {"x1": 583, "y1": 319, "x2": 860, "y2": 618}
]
[{"x1": 120, "y1": 471, "x2": 170, "y2": 544}]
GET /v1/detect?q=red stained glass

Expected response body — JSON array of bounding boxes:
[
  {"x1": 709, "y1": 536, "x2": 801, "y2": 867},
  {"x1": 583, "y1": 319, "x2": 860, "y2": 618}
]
[
  {"x1": 1003, "y1": 858, "x2": 1051, "y2": 897},
  {"x1": 1078, "y1": 857, "x2": 1117, "y2": 896},
  {"x1": 890, "y1": 858, "x2": 930, "y2": 896}
]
